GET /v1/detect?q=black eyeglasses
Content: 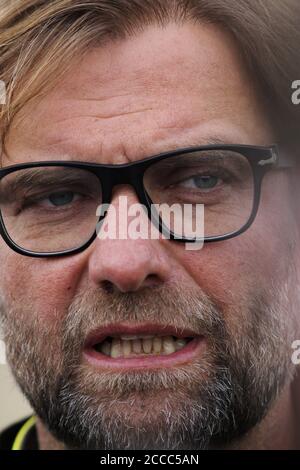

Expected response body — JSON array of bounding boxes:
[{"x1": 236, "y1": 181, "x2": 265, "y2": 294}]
[{"x1": 0, "y1": 144, "x2": 292, "y2": 258}]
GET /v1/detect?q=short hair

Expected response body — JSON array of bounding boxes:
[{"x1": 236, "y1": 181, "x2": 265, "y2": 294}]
[{"x1": 0, "y1": 0, "x2": 299, "y2": 153}]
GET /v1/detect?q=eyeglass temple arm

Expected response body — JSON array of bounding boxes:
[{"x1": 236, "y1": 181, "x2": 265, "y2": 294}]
[
  {"x1": 258, "y1": 145, "x2": 294, "y2": 169},
  {"x1": 276, "y1": 144, "x2": 294, "y2": 169}
]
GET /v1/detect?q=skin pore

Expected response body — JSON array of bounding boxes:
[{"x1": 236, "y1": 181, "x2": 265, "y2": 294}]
[{"x1": 1, "y1": 21, "x2": 300, "y2": 449}]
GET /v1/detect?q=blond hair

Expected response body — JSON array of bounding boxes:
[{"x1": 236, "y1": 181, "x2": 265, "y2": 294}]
[{"x1": 0, "y1": 0, "x2": 299, "y2": 152}]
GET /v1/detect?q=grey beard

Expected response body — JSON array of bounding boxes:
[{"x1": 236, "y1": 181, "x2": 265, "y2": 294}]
[{"x1": 0, "y1": 276, "x2": 296, "y2": 450}]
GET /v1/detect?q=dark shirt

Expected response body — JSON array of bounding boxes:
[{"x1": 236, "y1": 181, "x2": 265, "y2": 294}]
[{"x1": 0, "y1": 416, "x2": 38, "y2": 450}]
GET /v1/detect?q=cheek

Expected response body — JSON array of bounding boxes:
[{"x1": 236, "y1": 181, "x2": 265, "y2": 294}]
[
  {"x1": 173, "y1": 242, "x2": 265, "y2": 306},
  {"x1": 172, "y1": 176, "x2": 295, "y2": 306},
  {"x1": 167, "y1": 220, "x2": 292, "y2": 310},
  {"x1": 0, "y1": 250, "x2": 89, "y2": 324}
]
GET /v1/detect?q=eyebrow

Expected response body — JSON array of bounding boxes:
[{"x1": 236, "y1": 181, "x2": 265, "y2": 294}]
[{"x1": 1, "y1": 135, "x2": 236, "y2": 165}]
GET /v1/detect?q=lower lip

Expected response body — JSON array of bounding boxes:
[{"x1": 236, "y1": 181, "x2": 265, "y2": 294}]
[{"x1": 83, "y1": 336, "x2": 205, "y2": 370}]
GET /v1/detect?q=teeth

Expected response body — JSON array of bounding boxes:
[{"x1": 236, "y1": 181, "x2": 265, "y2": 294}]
[
  {"x1": 142, "y1": 338, "x2": 153, "y2": 353},
  {"x1": 132, "y1": 339, "x2": 142, "y2": 354},
  {"x1": 122, "y1": 339, "x2": 132, "y2": 356},
  {"x1": 96, "y1": 336, "x2": 190, "y2": 358},
  {"x1": 153, "y1": 337, "x2": 162, "y2": 354},
  {"x1": 111, "y1": 338, "x2": 122, "y2": 358},
  {"x1": 162, "y1": 336, "x2": 176, "y2": 355},
  {"x1": 175, "y1": 339, "x2": 187, "y2": 351},
  {"x1": 120, "y1": 335, "x2": 154, "y2": 340}
]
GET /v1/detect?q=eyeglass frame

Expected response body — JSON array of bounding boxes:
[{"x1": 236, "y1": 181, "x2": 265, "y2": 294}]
[{"x1": 0, "y1": 143, "x2": 293, "y2": 258}]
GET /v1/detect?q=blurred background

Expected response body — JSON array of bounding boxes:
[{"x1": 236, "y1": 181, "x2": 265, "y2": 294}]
[{"x1": 0, "y1": 349, "x2": 32, "y2": 431}]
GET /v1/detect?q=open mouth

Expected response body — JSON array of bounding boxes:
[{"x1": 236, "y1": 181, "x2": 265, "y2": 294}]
[
  {"x1": 94, "y1": 334, "x2": 194, "y2": 358},
  {"x1": 84, "y1": 324, "x2": 205, "y2": 369}
]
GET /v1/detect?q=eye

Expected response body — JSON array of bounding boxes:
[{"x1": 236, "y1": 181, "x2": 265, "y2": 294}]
[
  {"x1": 18, "y1": 188, "x2": 89, "y2": 214},
  {"x1": 47, "y1": 191, "x2": 77, "y2": 207},
  {"x1": 179, "y1": 175, "x2": 220, "y2": 190}
]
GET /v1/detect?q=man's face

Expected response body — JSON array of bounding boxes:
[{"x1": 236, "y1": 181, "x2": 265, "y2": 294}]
[{"x1": 0, "y1": 22, "x2": 299, "y2": 450}]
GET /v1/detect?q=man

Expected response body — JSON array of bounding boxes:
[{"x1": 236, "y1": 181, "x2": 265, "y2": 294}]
[{"x1": 0, "y1": 0, "x2": 300, "y2": 450}]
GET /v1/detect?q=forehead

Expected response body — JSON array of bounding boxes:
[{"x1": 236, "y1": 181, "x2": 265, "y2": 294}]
[{"x1": 3, "y1": 22, "x2": 273, "y2": 167}]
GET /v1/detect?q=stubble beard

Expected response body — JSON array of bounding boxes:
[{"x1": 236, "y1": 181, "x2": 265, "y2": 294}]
[{"x1": 0, "y1": 274, "x2": 297, "y2": 450}]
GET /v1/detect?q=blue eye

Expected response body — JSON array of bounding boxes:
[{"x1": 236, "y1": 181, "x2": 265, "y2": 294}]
[
  {"x1": 181, "y1": 175, "x2": 219, "y2": 190},
  {"x1": 48, "y1": 191, "x2": 75, "y2": 206}
]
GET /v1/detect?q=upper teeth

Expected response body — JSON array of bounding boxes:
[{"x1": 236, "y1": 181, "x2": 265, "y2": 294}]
[
  {"x1": 119, "y1": 335, "x2": 155, "y2": 340},
  {"x1": 95, "y1": 335, "x2": 189, "y2": 358}
]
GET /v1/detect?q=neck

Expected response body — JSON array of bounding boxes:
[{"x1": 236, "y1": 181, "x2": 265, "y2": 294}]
[{"x1": 221, "y1": 381, "x2": 300, "y2": 449}]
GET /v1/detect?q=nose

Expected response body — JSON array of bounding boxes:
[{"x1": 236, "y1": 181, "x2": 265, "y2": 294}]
[{"x1": 87, "y1": 187, "x2": 172, "y2": 293}]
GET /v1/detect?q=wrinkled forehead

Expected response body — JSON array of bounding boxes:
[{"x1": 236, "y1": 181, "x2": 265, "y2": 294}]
[{"x1": 2, "y1": 23, "x2": 274, "y2": 168}]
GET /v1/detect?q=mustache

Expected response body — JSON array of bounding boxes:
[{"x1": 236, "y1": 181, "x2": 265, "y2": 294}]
[
  {"x1": 56, "y1": 281, "x2": 231, "y2": 403},
  {"x1": 61, "y1": 282, "x2": 227, "y2": 356}
]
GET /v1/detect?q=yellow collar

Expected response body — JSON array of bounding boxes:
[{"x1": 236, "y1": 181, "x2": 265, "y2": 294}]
[{"x1": 12, "y1": 416, "x2": 36, "y2": 450}]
